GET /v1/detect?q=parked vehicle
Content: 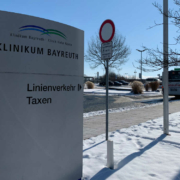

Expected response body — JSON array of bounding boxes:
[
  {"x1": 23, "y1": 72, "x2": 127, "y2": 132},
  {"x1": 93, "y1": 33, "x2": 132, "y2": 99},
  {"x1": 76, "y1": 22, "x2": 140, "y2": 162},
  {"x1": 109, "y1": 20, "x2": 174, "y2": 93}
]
[
  {"x1": 162, "y1": 70, "x2": 180, "y2": 98},
  {"x1": 118, "y1": 80, "x2": 129, "y2": 85},
  {"x1": 145, "y1": 78, "x2": 162, "y2": 85},
  {"x1": 99, "y1": 81, "x2": 105, "y2": 86},
  {"x1": 114, "y1": 81, "x2": 122, "y2": 86},
  {"x1": 99, "y1": 81, "x2": 114, "y2": 86},
  {"x1": 109, "y1": 80, "x2": 114, "y2": 86}
]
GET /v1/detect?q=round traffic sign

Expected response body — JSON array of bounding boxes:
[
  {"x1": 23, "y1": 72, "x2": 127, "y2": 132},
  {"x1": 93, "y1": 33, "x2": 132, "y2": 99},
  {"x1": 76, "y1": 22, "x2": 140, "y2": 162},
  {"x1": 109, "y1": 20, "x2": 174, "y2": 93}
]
[{"x1": 99, "y1": 19, "x2": 115, "y2": 43}]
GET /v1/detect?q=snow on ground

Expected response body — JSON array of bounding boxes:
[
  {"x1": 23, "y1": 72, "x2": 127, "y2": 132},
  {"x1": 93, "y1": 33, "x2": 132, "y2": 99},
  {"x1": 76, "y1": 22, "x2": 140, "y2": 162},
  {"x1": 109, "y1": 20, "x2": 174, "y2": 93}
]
[
  {"x1": 83, "y1": 112, "x2": 180, "y2": 180},
  {"x1": 84, "y1": 89, "x2": 163, "y2": 118},
  {"x1": 84, "y1": 89, "x2": 132, "y2": 96},
  {"x1": 84, "y1": 88, "x2": 162, "y2": 97}
]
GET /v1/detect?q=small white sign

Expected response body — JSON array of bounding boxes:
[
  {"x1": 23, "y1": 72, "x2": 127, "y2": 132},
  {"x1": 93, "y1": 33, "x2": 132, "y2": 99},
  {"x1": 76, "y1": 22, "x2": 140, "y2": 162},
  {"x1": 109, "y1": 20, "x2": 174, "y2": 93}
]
[
  {"x1": 102, "y1": 41, "x2": 112, "y2": 48},
  {"x1": 102, "y1": 46, "x2": 112, "y2": 54},
  {"x1": 101, "y1": 42, "x2": 112, "y2": 60},
  {"x1": 101, "y1": 54, "x2": 112, "y2": 60},
  {"x1": 101, "y1": 46, "x2": 112, "y2": 60}
]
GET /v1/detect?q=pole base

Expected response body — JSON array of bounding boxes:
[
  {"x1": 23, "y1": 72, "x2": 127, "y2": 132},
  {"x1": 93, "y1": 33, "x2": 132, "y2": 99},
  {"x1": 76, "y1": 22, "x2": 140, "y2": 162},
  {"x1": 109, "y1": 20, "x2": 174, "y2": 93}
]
[{"x1": 107, "y1": 140, "x2": 114, "y2": 169}]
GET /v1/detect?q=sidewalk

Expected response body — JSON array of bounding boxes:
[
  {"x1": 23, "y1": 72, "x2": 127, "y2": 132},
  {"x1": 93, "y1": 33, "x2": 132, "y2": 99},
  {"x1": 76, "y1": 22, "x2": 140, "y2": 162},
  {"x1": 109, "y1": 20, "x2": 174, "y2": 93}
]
[{"x1": 83, "y1": 100, "x2": 180, "y2": 139}]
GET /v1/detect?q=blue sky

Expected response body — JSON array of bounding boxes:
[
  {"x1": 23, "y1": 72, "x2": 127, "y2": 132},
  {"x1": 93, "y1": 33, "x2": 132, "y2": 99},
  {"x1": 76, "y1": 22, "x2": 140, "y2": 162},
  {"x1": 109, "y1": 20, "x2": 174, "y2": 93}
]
[{"x1": 1, "y1": 0, "x2": 179, "y2": 78}]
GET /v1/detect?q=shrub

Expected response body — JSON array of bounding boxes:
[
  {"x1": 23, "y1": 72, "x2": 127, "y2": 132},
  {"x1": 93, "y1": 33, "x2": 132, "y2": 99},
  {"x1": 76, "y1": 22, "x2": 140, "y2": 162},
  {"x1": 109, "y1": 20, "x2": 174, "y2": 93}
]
[
  {"x1": 149, "y1": 81, "x2": 159, "y2": 91},
  {"x1": 145, "y1": 83, "x2": 150, "y2": 91},
  {"x1": 86, "y1": 81, "x2": 94, "y2": 89},
  {"x1": 131, "y1": 81, "x2": 144, "y2": 94}
]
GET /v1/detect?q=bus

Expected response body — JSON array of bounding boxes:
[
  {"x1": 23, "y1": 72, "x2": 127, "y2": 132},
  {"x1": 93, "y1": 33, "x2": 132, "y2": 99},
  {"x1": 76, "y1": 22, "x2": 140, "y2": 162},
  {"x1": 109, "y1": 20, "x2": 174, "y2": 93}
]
[{"x1": 168, "y1": 69, "x2": 180, "y2": 98}]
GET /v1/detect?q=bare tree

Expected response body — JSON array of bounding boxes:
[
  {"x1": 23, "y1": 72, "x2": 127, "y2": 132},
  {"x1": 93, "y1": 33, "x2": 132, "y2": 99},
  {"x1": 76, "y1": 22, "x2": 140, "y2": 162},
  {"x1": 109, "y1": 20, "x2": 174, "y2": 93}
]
[
  {"x1": 85, "y1": 31, "x2": 131, "y2": 71},
  {"x1": 140, "y1": 47, "x2": 180, "y2": 72},
  {"x1": 139, "y1": 0, "x2": 180, "y2": 72}
]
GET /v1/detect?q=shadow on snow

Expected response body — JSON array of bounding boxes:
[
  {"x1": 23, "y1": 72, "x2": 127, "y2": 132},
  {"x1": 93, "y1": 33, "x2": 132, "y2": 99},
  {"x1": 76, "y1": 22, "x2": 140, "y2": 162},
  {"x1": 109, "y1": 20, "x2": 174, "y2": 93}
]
[{"x1": 90, "y1": 134, "x2": 167, "y2": 180}]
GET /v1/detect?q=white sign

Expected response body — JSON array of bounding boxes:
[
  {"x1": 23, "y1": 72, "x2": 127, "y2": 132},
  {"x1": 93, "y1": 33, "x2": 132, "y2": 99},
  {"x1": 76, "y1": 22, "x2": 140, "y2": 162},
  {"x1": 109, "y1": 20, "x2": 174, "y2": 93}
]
[
  {"x1": 101, "y1": 42, "x2": 112, "y2": 60},
  {"x1": 0, "y1": 11, "x2": 83, "y2": 180},
  {"x1": 102, "y1": 41, "x2": 112, "y2": 48},
  {"x1": 101, "y1": 54, "x2": 112, "y2": 60},
  {"x1": 102, "y1": 46, "x2": 112, "y2": 54}
]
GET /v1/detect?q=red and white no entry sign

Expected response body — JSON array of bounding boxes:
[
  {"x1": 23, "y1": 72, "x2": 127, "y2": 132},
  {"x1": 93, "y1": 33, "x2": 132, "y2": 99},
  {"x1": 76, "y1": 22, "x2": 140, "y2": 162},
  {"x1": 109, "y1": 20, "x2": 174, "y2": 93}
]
[{"x1": 99, "y1": 19, "x2": 115, "y2": 43}]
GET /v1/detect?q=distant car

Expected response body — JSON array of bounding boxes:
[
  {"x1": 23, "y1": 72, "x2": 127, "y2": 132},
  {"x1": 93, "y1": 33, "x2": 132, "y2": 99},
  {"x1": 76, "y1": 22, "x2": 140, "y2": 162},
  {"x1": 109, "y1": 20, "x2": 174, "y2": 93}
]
[
  {"x1": 99, "y1": 81, "x2": 114, "y2": 86},
  {"x1": 118, "y1": 80, "x2": 129, "y2": 85},
  {"x1": 114, "y1": 81, "x2": 122, "y2": 86},
  {"x1": 109, "y1": 80, "x2": 114, "y2": 86},
  {"x1": 99, "y1": 81, "x2": 105, "y2": 86},
  {"x1": 145, "y1": 78, "x2": 162, "y2": 85}
]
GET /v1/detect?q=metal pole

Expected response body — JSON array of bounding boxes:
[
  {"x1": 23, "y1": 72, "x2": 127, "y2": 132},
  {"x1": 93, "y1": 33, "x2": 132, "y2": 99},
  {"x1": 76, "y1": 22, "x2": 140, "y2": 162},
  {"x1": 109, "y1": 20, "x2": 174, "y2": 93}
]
[
  {"x1": 163, "y1": 0, "x2": 169, "y2": 134},
  {"x1": 141, "y1": 52, "x2": 142, "y2": 79},
  {"x1": 136, "y1": 49, "x2": 146, "y2": 79},
  {"x1": 106, "y1": 59, "x2": 109, "y2": 140}
]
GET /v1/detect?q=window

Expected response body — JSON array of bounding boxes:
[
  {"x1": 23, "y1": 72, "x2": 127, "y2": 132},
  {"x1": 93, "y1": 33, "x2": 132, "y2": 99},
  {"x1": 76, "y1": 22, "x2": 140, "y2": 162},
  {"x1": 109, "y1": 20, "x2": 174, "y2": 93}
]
[{"x1": 169, "y1": 71, "x2": 180, "y2": 80}]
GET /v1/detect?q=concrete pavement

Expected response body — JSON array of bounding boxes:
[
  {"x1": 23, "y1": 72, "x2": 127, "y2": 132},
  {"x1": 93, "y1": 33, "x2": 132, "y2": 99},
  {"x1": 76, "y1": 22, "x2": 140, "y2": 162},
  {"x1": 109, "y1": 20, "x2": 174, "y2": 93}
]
[{"x1": 83, "y1": 100, "x2": 180, "y2": 139}]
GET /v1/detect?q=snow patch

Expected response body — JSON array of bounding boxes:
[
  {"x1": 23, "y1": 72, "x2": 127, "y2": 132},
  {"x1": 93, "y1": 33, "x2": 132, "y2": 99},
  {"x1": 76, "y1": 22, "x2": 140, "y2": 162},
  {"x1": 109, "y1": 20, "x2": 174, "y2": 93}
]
[{"x1": 83, "y1": 112, "x2": 180, "y2": 180}]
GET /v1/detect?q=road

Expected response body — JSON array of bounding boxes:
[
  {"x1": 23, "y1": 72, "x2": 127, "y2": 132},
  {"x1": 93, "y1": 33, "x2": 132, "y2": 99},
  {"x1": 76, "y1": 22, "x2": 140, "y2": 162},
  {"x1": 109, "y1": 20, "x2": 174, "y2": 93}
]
[
  {"x1": 83, "y1": 93, "x2": 164, "y2": 113},
  {"x1": 84, "y1": 84, "x2": 164, "y2": 113},
  {"x1": 83, "y1": 93, "x2": 180, "y2": 139}
]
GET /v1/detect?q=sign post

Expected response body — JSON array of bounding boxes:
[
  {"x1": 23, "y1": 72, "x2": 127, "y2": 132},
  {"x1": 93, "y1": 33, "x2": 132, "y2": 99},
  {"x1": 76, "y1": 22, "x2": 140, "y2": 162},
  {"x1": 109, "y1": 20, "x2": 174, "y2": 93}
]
[
  {"x1": 99, "y1": 19, "x2": 115, "y2": 169},
  {"x1": 163, "y1": 0, "x2": 169, "y2": 135}
]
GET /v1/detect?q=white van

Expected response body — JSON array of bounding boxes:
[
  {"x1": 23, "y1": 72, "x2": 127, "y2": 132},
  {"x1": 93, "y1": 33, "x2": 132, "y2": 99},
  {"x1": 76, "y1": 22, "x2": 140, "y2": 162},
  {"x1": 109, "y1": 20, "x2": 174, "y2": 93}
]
[{"x1": 145, "y1": 78, "x2": 162, "y2": 85}]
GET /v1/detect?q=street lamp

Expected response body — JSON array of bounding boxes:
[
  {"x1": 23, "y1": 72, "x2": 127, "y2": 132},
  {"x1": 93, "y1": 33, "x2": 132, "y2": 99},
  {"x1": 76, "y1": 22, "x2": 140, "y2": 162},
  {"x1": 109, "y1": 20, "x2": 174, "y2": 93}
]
[
  {"x1": 136, "y1": 49, "x2": 146, "y2": 79},
  {"x1": 134, "y1": 70, "x2": 137, "y2": 79}
]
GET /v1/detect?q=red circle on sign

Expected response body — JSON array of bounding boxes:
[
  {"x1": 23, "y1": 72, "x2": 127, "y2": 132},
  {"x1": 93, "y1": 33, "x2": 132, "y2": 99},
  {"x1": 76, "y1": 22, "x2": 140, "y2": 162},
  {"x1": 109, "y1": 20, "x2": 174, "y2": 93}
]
[{"x1": 99, "y1": 19, "x2": 115, "y2": 43}]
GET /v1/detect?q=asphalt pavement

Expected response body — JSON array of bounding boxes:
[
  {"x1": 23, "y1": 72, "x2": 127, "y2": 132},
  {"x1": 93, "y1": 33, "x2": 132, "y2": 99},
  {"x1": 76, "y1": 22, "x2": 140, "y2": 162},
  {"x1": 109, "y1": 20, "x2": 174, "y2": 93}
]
[
  {"x1": 83, "y1": 99, "x2": 180, "y2": 139},
  {"x1": 83, "y1": 95, "x2": 144, "y2": 113},
  {"x1": 83, "y1": 93, "x2": 164, "y2": 113}
]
